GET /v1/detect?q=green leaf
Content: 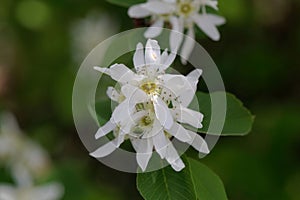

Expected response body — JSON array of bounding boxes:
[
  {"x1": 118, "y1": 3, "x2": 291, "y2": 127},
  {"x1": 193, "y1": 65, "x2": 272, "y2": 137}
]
[
  {"x1": 137, "y1": 157, "x2": 228, "y2": 200},
  {"x1": 195, "y1": 92, "x2": 254, "y2": 136},
  {"x1": 188, "y1": 158, "x2": 228, "y2": 200},
  {"x1": 137, "y1": 159, "x2": 196, "y2": 200},
  {"x1": 106, "y1": 0, "x2": 146, "y2": 7}
]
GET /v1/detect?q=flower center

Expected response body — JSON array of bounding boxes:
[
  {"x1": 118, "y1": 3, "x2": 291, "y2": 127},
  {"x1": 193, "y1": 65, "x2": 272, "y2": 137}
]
[
  {"x1": 177, "y1": 1, "x2": 199, "y2": 17},
  {"x1": 140, "y1": 82, "x2": 157, "y2": 95},
  {"x1": 140, "y1": 116, "x2": 153, "y2": 126},
  {"x1": 180, "y1": 4, "x2": 192, "y2": 14}
]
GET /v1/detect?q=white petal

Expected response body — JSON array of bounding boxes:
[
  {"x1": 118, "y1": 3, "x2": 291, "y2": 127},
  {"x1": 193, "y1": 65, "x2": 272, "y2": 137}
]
[
  {"x1": 121, "y1": 84, "x2": 148, "y2": 104},
  {"x1": 187, "y1": 68, "x2": 202, "y2": 85},
  {"x1": 131, "y1": 138, "x2": 153, "y2": 171},
  {"x1": 172, "y1": 107, "x2": 203, "y2": 128},
  {"x1": 122, "y1": 110, "x2": 147, "y2": 133},
  {"x1": 94, "y1": 66, "x2": 108, "y2": 74},
  {"x1": 205, "y1": 0, "x2": 219, "y2": 10},
  {"x1": 0, "y1": 185, "x2": 16, "y2": 200},
  {"x1": 145, "y1": 39, "x2": 161, "y2": 65},
  {"x1": 95, "y1": 120, "x2": 116, "y2": 139},
  {"x1": 160, "y1": 48, "x2": 169, "y2": 65},
  {"x1": 206, "y1": 14, "x2": 226, "y2": 26},
  {"x1": 106, "y1": 87, "x2": 120, "y2": 102},
  {"x1": 109, "y1": 64, "x2": 137, "y2": 84},
  {"x1": 153, "y1": 96, "x2": 173, "y2": 129},
  {"x1": 152, "y1": 130, "x2": 168, "y2": 158},
  {"x1": 165, "y1": 142, "x2": 180, "y2": 164},
  {"x1": 128, "y1": 4, "x2": 151, "y2": 18},
  {"x1": 112, "y1": 99, "x2": 133, "y2": 124},
  {"x1": 170, "y1": 158, "x2": 185, "y2": 171},
  {"x1": 31, "y1": 183, "x2": 64, "y2": 200},
  {"x1": 90, "y1": 135, "x2": 125, "y2": 158},
  {"x1": 133, "y1": 43, "x2": 145, "y2": 71},
  {"x1": 192, "y1": 14, "x2": 221, "y2": 41},
  {"x1": 143, "y1": 117, "x2": 162, "y2": 138},
  {"x1": 169, "y1": 16, "x2": 184, "y2": 52},
  {"x1": 11, "y1": 164, "x2": 32, "y2": 187},
  {"x1": 144, "y1": 19, "x2": 164, "y2": 38},
  {"x1": 167, "y1": 122, "x2": 192, "y2": 142},
  {"x1": 0, "y1": 112, "x2": 21, "y2": 135},
  {"x1": 160, "y1": 74, "x2": 189, "y2": 97},
  {"x1": 141, "y1": 2, "x2": 176, "y2": 14},
  {"x1": 180, "y1": 26, "x2": 195, "y2": 65},
  {"x1": 186, "y1": 130, "x2": 210, "y2": 154}
]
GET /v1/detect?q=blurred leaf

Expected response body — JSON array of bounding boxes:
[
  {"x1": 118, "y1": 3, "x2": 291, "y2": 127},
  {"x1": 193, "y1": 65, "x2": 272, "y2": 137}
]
[
  {"x1": 137, "y1": 157, "x2": 227, "y2": 200},
  {"x1": 195, "y1": 92, "x2": 254, "y2": 136},
  {"x1": 106, "y1": 0, "x2": 146, "y2": 7}
]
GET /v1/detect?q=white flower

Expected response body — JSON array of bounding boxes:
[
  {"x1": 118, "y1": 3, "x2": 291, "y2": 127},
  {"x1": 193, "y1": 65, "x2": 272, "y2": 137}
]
[
  {"x1": 0, "y1": 182, "x2": 64, "y2": 200},
  {"x1": 128, "y1": 0, "x2": 226, "y2": 64},
  {"x1": 90, "y1": 39, "x2": 209, "y2": 172},
  {"x1": 0, "y1": 112, "x2": 50, "y2": 183}
]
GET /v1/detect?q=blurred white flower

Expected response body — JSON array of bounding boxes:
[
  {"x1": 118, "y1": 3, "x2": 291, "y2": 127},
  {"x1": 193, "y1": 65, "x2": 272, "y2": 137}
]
[
  {"x1": 70, "y1": 11, "x2": 120, "y2": 63},
  {"x1": 128, "y1": 0, "x2": 225, "y2": 64},
  {"x1": 0, "y1": 112, "x2": 50, "y2": 183},
  {"x1": 0, "y1": 182, "x2": 64, "y2": 200},
  {"x1": 90, "y1": 39, "x2": 209, "y2": 172}
]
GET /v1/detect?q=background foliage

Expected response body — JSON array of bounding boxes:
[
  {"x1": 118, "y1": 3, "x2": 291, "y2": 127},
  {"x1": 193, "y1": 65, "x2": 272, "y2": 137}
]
[{"x1": 0, "y1": 0, "x2": 300, "y2": 199}]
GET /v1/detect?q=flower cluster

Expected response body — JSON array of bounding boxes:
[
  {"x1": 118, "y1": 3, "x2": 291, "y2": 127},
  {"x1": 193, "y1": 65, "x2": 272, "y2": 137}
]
[
  {"x1": 128, "y1": 0, "x2": 225, "y2": 64},
  {"x1": 0, "y1": 112, "x2": 63, "y2": 200},
  {"x1": 90, "y1": 39, "x2": 209, "y2": 171}
]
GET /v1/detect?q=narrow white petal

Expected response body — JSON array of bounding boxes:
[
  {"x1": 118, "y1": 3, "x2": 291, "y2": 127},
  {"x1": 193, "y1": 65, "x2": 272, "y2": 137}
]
[
  {"x1": 152, "y1": 130, "x2": 168, "y2": 158},
  {"x1": 165, "y1": 142, "x2": 180, "y2": 164},
  {"x1": 106, "y1": 87, "x2": 120, "y2": 102},
  {"x1": 109, "y1": 64, "x2": 136, "y2": 84},
  {"x1": 131, "y1": 138, "x2": 153, "y2": 171},
  {"x1": 169, "y1": 16, "x2": 184, "y2": 52},
  {"x1": 192, "y1": 14, "x2": 221, "y2": 41},
  {"x1": 173, "y1": 106, "x2": 203, "y2": 128},
  {"x1": 128, "y1": 5, "x2": 151, "y2": 18},
  {"x1": 144, "y1": 19, "x2": 164, "y2": 38},
  {"x1": 93, "y1": 66, "x2": 109, "y2": 74},
  {"x1": 133, "y1": 43, "x2": 145, "y2": 71},
  {"x1": 205, "y1": 1, "x2": 219, "y2": 10},
  {"x1": 11, "y1": 164, "x2": 33, "y2": 187},
  {"x1": 187, "y1": 68, "x2": 202, "y2": 84},
  {"x1": 145, "y1": 39, "x2": 161, "y2": 65},
  {"x1": 121, "y1": 84, "x2": 148, "y2": 104},
  {"x1": 163, "y1": 51, "x2": 176, "y2": 69},
  {"x1": 160, "y1": 48, "x2": 169, "y2": 64},
  {"x1": 186, "y1": 130, "x2": 210, "y2": 154},
  {"x1": 167, "y1": 122, "x2": 192, "y2": 142},
  {"x1": 112, "y1": 99, "x2": 134, "y2": 124},
  {"x1": 141, "y1": 2, "x2": 176, "y2": 14},
  {"x1": 153, "y1": 96, "x2": 174, "y2": 129},
  {"x1": 180, "y1": 26, "x2": 195, "y2": 65},
  {"x1": 171, "y1": 158, "x2": 185, "y2": 171},
  {"x1": 95, "y1": 120, "x2": 116, "y2": 139},
  {"x1": 90, "y1": 135, "x2": 125, "y2": 158},
  {"x1": 206, "y1": 14, "x2": 226, "y2": 26}
]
